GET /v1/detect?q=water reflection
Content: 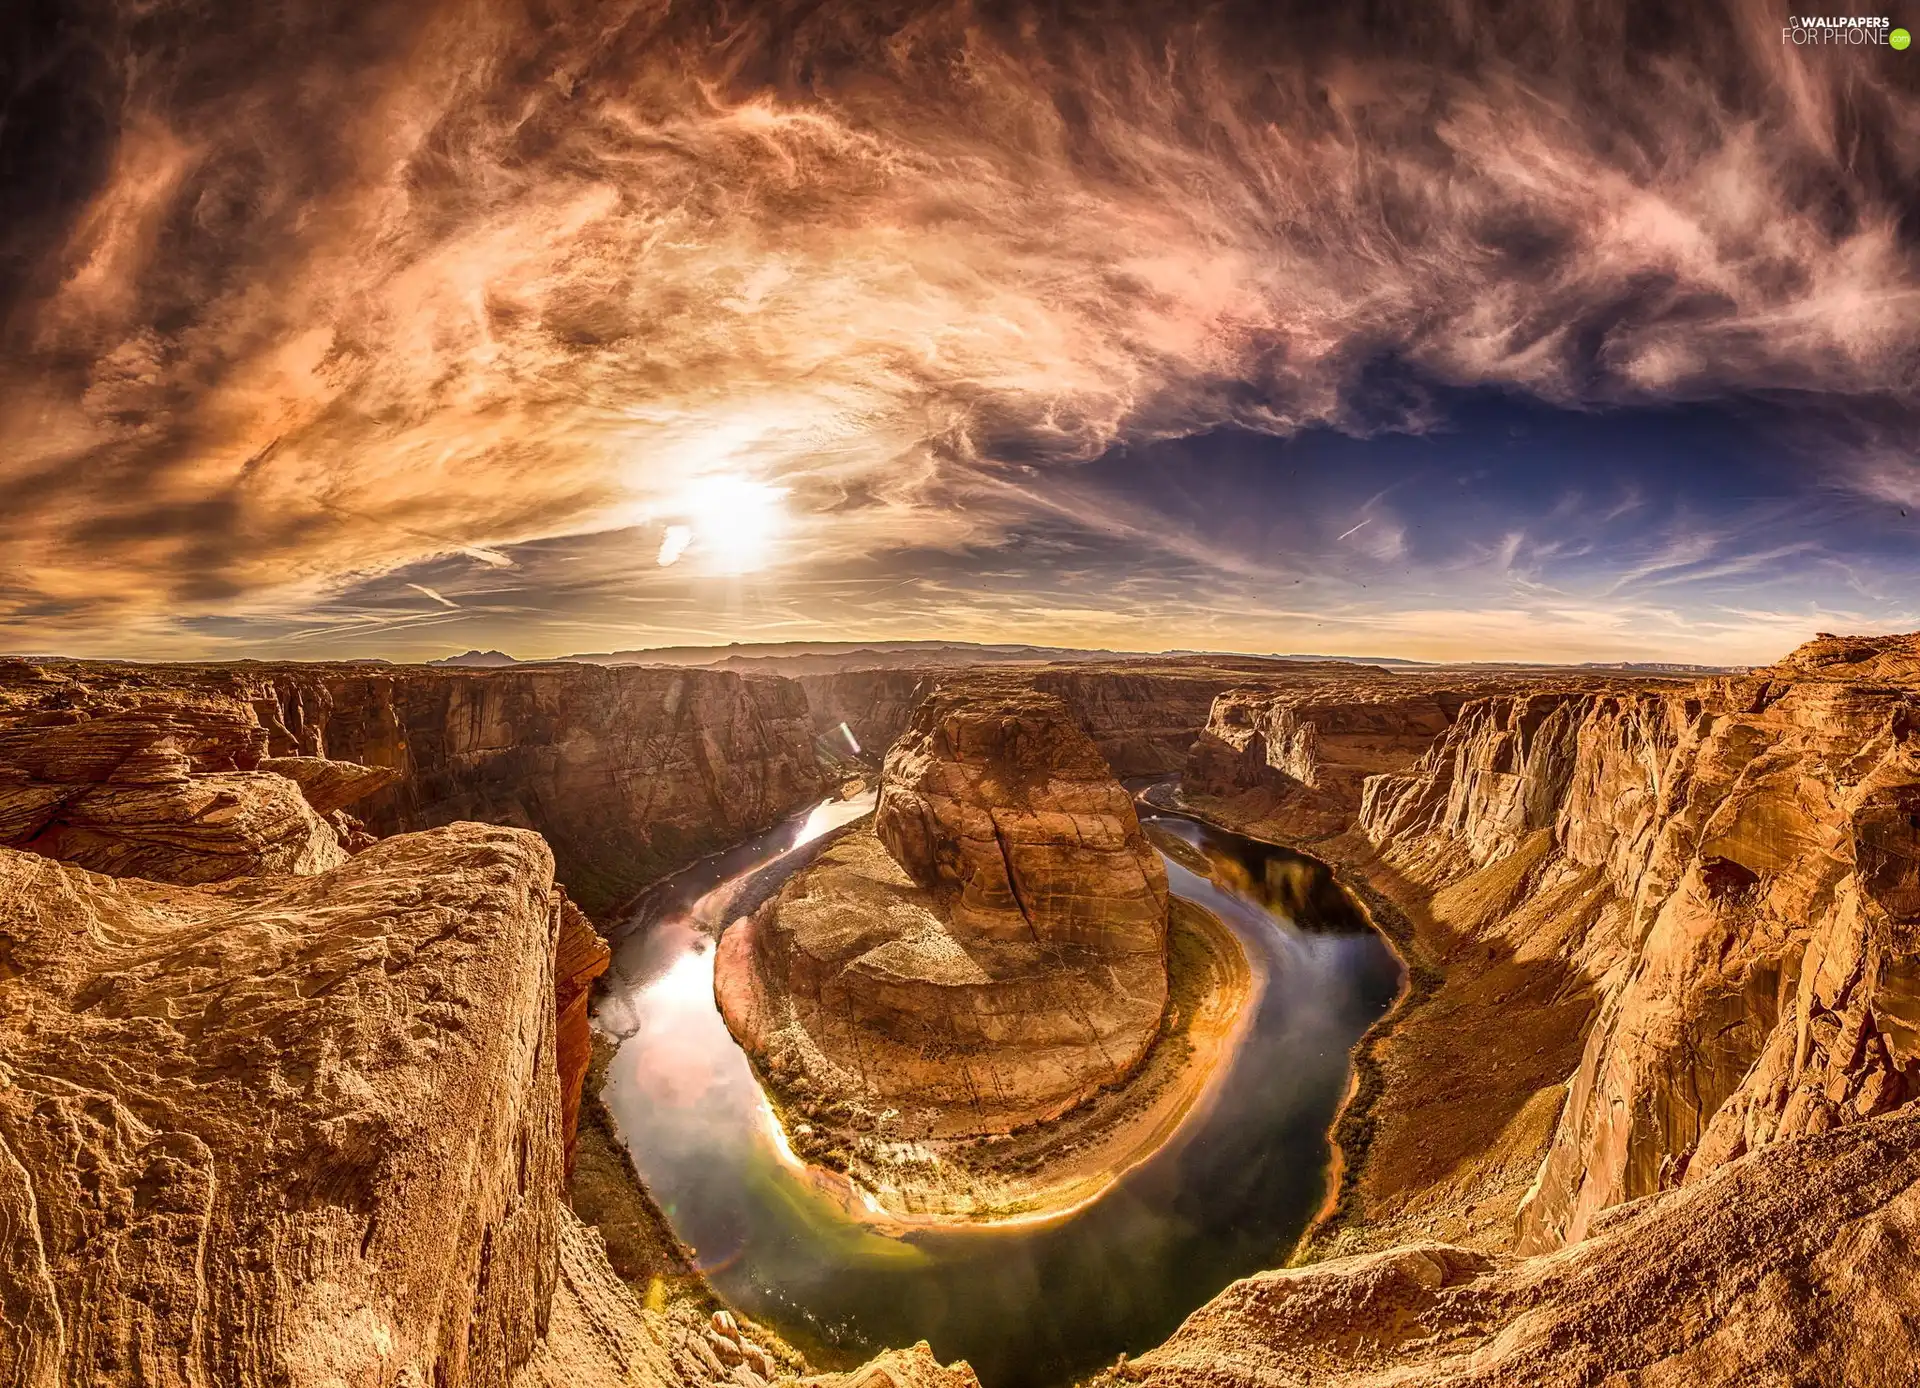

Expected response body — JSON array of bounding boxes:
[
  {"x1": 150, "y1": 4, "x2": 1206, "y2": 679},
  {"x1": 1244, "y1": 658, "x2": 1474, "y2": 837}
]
[{"x1": 595, "y1": 792, "x2": 1402, "y2": 1388}]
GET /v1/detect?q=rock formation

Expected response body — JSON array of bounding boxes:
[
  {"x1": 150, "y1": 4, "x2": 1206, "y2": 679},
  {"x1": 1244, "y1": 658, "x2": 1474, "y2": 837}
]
[
  {"x1": 0, "y1": 813, "x2": 970, "y2": 1388},
  {"x1": 803, "y1": 656, "x2": 1382, "y2": 782},
  {"x1": 1185, "y1": 682, "x2": 1464, "y2": 838},
  {"x1": 555, "y1": 894, "x2": 613, "y2": 1178},
  {"x1": 1116, "y1": 1104, "x2": 1920, "y2": 1388},
  {"x1": 0, "y1": 661, "x2": 394, "y2": 883},
  {"x1": 2, "y1": 659, "x2": 826, "y2": 919},
  {"x1": 798, "y1": 667, "x2": 933, "y2": 762},
  {"x1": 717, "y1": 685, "x2": 1171, "y2": 1137},
  {"x1": 1180, "y1": 634, "x2": 1920, "y2": 1274},
  {"x1": 1345, "y1": 639, "x2": 1920, "y2": 1253},
  {"x1": 248, "y1": 662, "x2": 825, "y2": 918},
  {"x1": 1027, "y1": 664, "x2": 1304, "y2": 776},
  {"x1": 0, "y1": 824, "x2": 569, "y2": 1386},
  {"x1": 1180, "y1": 671, "x2": 1656, "y2": 842}
]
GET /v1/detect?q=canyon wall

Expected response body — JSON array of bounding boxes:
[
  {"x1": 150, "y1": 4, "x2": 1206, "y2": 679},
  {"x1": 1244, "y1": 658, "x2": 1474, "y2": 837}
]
[
  {"x1": 0, "y1": 824, "x2": 569, "y2": 1386},
  {"x1": 1026, "y1": 666, "x2": 1274, "y2": 775},
  {"x1": 803, "y1": 656, "x2": 1379, "y2": 780},
  {"x1": 5, "y1": 658, "x2": 828, "y2": 920},
  {"x1": 798, "y1": 668, "x2": 931, "y2": 761},
  {"x1": 718, "y1": 684, "x2": 1171, "y2": 1139},
  {"x1": 0, "y1": 659, "x2": 393, "y2": 882},
  {"x1": 239, "y1": 662, "x2": 824, "y2": 918},
  {"x1": 1184, "y1": 681, "x2": 1470, "y2": 839},
  {"x1": 1120, "y1": 1103, "x2": 1920, "y2": 1388},
  {"x1": 1347, "y1": 635, "x2": 1920, "y2": 1252}
]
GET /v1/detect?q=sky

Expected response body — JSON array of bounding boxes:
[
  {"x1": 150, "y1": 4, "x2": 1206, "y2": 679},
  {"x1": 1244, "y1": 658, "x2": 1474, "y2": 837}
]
[{"x1": 2, "y1": 0, "x2": 1916, "y2": 665}]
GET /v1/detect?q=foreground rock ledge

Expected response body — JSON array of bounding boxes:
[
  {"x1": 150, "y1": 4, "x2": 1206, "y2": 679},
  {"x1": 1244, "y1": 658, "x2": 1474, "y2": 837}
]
[
  {"x1": 1116, "y1": 1105, "x2": 1920, "y2": 1387},
  {"x1": 0, "y1": 824, "x2": 567, "y2": 1386},
  {"x1": 0, "y1": 815, "x2": 979, "y2": 1388}
]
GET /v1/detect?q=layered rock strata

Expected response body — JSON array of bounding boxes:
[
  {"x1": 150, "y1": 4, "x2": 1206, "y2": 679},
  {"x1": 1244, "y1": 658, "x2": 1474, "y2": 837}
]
[
  {"x1": 1180, "y1": 671, "x2": 1649, "y2": 842},
  {"x1": 555, "y1": 895, "x2": 613, "y2": 1178},
  {"x1": 0, "y1": 663, "x2": 611, "y2": 1202},
  {"x1": 1181, "y1": 634, "x2": 1920, "y2": 1265},
  {"x1": 0, "y1": 824, "x2": 568, "y2": 1386},
  {"x1": 250, "y1": 663, "x2": 825, "y2": 918},
  {"x1": 1348, "y1": 639, "x2": 1920, "y2": 1253},
  {"x1": 802, "y1": 657, "x2": 1380, "y2": 780},
  {"x1": 1117, "y1": 1104, "x2": 1920, "y2": 1388},
  {"x1": 0, "y1": 665, "x2": 393, "y2": 883},
  {"x1": 718, "y1": 686, "x2": 1171, "y2": 1138},
  {"x1": 4, "y1": 660, "x2": 826, "y2": 919}
]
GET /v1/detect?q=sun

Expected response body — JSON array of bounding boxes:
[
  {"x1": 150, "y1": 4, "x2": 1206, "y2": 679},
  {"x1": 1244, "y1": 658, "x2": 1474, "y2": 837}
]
[{"x1": 657, "y1": 476, "x2": 790, "y2": 574}]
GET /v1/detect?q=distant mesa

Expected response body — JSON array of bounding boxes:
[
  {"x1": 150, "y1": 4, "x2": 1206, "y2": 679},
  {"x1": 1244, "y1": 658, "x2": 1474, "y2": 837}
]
[{"x1": 430, "y1": 648, "x2": 520, "y2": 667}]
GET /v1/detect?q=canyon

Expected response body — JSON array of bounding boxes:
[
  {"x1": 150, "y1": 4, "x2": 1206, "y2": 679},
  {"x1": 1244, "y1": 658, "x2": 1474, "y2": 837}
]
[
  {"x1": 711, "y1": 681, "x2": 1247, "y2": 1221},
  {"x1": 2, "y1": 637, "x2": 1917, "y2": 1384}
]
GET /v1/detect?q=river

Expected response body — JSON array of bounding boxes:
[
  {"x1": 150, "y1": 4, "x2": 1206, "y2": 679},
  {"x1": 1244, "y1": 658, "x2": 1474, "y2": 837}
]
[{"x1": 593, "y1": 791, "x2": 1402, "y2": 1388}]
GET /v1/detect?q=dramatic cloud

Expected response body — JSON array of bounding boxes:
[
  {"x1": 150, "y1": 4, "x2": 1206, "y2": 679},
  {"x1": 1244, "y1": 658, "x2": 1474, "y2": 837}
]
[{"x1": 2, "y1": 0, "x2": 1916, "y2": 659}]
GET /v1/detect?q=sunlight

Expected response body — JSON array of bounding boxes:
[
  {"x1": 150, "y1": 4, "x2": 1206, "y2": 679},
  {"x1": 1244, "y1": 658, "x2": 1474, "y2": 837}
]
[{"x1": 659, "y1": 475, "x2": 790, "y2": 575}]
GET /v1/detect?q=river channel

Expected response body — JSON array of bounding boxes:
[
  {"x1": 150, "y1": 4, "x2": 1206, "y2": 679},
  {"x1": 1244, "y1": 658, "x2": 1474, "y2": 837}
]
[{"x1": 593, "y1": 790, "x2": 1402, "y2": 1388}]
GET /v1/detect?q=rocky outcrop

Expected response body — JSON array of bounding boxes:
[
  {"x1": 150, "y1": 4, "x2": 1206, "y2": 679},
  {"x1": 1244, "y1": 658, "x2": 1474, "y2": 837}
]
[
  {"x1": 0, "y1": 807, "x2": 967, "y2": 1388},
  {"x1": 718, "y1": 685, "x2": 1171, "y2": 1138},
  {"x1": 1185, "y1": 682, "x2": 1466, "y2": 839},
  {"x1": 798, "y1": 668, "x2": 932, "y2": 761},
  {"x1": 1028, "y1": 666, "x2": 1289, "y2": 776},
  {"x1": 0, "y1": 824, "x2": 569, "y2": 1386},
  {"x1": 1341, "y1": 635, "x2": 1920, "y2": 1255},
  {"x1": 249, "y1": 663, "x2": 825, "y2": 918},
  {"x1": 1117, "y1": 1104, "x2": 1920, "y2": 1388},
  {"x1": 554, "y1": 895, "x2": 612, "y2": 1178},
  {"x1": 0, "y1": 667, "x2": 392, "y2": 884},
  {"x1": 6, "y1": 659, "x2": 828, "y2": 919}
]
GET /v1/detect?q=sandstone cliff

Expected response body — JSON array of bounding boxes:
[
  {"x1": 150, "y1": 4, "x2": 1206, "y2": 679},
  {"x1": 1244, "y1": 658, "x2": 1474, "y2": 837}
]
[
  {"x1": 0, "y1": 660, "x2": 393, "y2": 883},
  {"x1": 1116, "y1": 1103, "x2": 1920, "y2": 1388},
  {"x1": 0, "y1": 812, "x2": 972, "y2": 1388},
  {"x1": 798, "y1": 668, "x2": 932, "y2": 762},
  {"x1": 245, "y1": 663, "x2": 827, "y2": 918},
  {"x1": 12, "y1": 660, "x2": 827, "y2": 919},
  {"x1": 717, "y1": 685, "x2": 1171, "y2": 1142},
  {"x1": 0, "y1": 824, "x2": 569, "y2": 1386},
  {"x1": 1328, "y1": 635, "x2": 1920, "y2": 1254},
  {"x1": 802, "y1": 657, "x2": 1377, "y2": 780},
  {"x1": 1184, "y1": 682, "x2": 1465, "y2": 839}
]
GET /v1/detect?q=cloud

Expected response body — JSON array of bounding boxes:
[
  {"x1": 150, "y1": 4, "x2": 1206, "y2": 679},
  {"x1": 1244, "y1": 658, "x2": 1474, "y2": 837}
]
[
  {"x1": 656, "y1": 525, "x2": 693, "y2": 568},
  {"x1": 405, "y1": 582, "x2": 460, "y2": 608},
  {"x1": 1, "y1": 0, "x2": 1917, "y2": 656}
]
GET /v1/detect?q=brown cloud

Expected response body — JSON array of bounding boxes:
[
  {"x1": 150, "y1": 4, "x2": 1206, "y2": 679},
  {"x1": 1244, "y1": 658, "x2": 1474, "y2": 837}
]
[{"x1": 2, "y1": 0, "x2": 1916, "y2": 654}]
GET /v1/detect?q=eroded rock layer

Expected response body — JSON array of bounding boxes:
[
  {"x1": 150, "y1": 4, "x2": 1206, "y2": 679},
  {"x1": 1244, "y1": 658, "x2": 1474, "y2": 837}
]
[
  {"x1": 718, "y1": 685, "x2": 1171, "y2": 1137},
  {"x1": 0, "y1": 661, "x2": 393, "y2": 883},
  {"x1": 1120, "y1": 1105, "x2": 1920, "y2": 1388},
  {"x1": 0, "y1": 824, "x2": 567, "y2": 1387},
  {"x1": 1342, "y1": 640, "x2": 1920, "y2": 1252},
  {"x1": 1178, "y1": 634, "x2": 1920, "y2": 1267},
  {"x1": 251, "y1": 663, "x2": 827, "y2": 918},
  {"x1": 803, "y1": 656, "x2": 1383, "y2": 780},
  {"x1": 3, "y1": 660, "x2": 826, "y2": 918}
]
